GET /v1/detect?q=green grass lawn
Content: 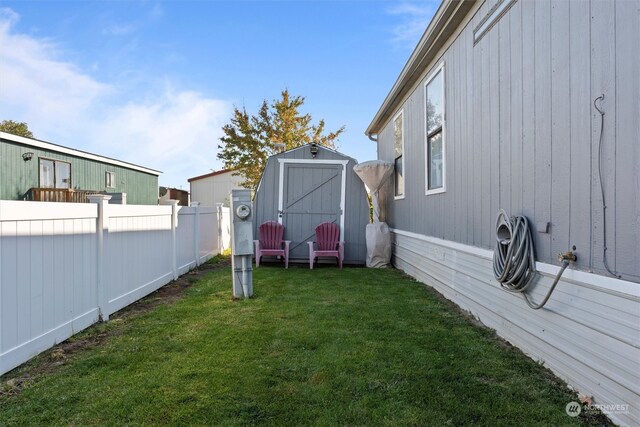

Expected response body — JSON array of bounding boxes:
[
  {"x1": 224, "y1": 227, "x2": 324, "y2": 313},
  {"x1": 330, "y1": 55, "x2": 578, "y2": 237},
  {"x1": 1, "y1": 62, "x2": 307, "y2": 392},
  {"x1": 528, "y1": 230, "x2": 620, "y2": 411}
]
[{"x1": 1, "y1": 257, "x2": 603, "y2": 426}]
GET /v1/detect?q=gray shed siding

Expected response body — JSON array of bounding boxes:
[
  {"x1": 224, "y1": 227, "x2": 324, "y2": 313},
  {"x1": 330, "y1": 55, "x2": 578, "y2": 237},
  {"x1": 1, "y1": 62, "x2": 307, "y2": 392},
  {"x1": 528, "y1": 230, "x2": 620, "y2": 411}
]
[
  {"x1": 253, "y1": 145, "x2": 368, "y2": 264},
  {"x1": 378, "y1": 0, "x2": 639, "y2": 282}
]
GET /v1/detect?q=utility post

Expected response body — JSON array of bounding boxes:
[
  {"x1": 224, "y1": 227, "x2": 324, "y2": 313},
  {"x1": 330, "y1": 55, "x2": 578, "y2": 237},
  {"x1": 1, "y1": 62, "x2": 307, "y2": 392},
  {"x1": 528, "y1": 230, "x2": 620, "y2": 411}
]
[{"x1": 230, "y1": 189, "x2": 253, "y2": 299}]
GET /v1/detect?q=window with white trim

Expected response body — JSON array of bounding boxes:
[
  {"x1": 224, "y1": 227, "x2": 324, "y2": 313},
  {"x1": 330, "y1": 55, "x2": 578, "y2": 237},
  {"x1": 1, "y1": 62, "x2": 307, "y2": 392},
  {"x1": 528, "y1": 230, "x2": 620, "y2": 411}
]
[
  {"x1": 393, "y1": 110, "x2": 404, "y2": 198},
  {"x1": 105, "y1": 171, "x2": 116, "y2": 188},
  {"x1": 425, "y1": 65, "x2": 445, "y2": 194}
]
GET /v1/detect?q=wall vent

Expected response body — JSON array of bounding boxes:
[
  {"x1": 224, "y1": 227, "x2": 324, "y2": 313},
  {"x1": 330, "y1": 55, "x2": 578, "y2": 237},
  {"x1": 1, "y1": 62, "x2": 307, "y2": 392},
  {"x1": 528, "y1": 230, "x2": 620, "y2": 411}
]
[{"x1": 473, "y1": 0, "x2": 517, "y2": 45}]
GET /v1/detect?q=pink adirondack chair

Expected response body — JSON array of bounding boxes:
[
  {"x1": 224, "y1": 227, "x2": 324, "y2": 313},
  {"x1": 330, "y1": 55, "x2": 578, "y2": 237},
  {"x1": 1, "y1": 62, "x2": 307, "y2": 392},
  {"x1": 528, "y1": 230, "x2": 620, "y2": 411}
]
[
  {"x1": 307, "y1": 222, "x2": 344, "y2": 269},
  {"x1": 254, "y1": 221, "x2": 290, "y2": 268}
]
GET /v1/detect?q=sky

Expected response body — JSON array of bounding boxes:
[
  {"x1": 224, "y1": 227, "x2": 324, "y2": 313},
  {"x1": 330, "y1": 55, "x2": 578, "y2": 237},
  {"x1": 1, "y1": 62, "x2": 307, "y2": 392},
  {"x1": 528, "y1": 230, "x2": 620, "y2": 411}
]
[{"x1": 0, "y1": 0, "x2": 438, "y2": 189}]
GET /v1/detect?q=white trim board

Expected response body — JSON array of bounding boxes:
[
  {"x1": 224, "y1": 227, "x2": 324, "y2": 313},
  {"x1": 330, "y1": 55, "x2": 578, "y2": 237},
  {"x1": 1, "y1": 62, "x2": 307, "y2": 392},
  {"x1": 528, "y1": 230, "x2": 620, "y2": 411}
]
[
  {"x1": 0, "y1": 200, "x2": 98, "y2": 222},
  {"x1": 277, "y1": 159, "x2": 350, "y2": 166},
  {"x1": 277, "y1": 159, "x2": 348, "y2": 240},
  {"x1": 391, "y1": 228, "x2": 640, "y2": 298}
]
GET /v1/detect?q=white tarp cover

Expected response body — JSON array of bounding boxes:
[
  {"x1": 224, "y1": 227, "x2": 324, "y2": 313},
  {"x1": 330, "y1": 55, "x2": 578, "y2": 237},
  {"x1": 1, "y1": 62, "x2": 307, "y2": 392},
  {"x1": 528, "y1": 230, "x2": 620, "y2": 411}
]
[
  {"x1": 366, "y1": 222, "x2": 391, "y2": 268},
  {"x1": 354, "y1": 160, "x2": 393, "y2": 268},
  {"x1": 353, "y1": 160, "x2": 393, "y2": 223}
]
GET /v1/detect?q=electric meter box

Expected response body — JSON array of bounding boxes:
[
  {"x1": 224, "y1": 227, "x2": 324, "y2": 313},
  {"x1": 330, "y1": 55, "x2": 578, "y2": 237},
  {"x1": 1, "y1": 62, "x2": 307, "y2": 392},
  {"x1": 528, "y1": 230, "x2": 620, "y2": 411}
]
[{"x1": 230, "y1": 189, "x2": 254, "y2": 255}]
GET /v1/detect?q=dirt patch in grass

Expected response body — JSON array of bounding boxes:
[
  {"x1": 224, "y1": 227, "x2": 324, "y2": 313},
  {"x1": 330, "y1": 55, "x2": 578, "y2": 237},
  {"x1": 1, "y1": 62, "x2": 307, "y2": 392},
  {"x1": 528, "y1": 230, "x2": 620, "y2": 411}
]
[
  {"x1": 117, "y1": 258, "x2": 228, "y2": 318},
  {"x1": 0, "y1": 255, "x2": 230, "y2": 398}
]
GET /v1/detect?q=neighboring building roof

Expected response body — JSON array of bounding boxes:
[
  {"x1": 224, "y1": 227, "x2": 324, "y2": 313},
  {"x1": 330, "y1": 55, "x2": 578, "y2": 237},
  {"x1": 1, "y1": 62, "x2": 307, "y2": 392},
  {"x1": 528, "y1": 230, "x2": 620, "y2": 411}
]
[
  {"x1": 188, "y1": 169, "x2": 240, "y2": 182},
  {"x1": 159, "y1": 186, "x2": 189, "y2": 206},
  {"x1": 159, "y1": 186, "x2": 189, "y2": 193},
  {"x1": 365, "y1": 0, "x2": 476, "y2": 137},
  {"x1": 0, "y1": 131, "x2": 162, "y2": 176}
]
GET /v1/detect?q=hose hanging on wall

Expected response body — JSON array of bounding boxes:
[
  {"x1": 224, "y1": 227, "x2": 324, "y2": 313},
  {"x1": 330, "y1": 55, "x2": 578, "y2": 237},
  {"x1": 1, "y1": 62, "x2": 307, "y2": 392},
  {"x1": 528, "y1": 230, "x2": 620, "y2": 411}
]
[{"x1": 492, "y1": 209, "x2": 574, "y2": 310}]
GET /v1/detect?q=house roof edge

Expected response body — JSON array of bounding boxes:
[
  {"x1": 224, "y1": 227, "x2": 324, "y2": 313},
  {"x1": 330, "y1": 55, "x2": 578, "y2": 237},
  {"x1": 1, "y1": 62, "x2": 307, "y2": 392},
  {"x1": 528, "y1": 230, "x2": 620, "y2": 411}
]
[
  {"x1": 365, "y1": 0, "x2": 475, "y2": 138},
  {"x1": 188, "y1": 169, "x2": 239, "y2": 182},
  {"x1": 0, "y1": 131, "x2": 162, "y2": 175}
]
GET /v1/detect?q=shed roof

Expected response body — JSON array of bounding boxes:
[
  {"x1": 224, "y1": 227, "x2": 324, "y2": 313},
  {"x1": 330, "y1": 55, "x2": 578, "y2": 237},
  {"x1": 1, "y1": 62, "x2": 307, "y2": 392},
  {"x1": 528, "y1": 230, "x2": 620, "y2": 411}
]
[
  {"x1": 273, "y1": 143, "x2": 358, "y2": 163},
  {"x1": 255, "y1": 144, "x2": 358, "y2": 194},
  {"x1": 365, "y1": 0, "x2": 475, "y2": 137},
  {"x1": 0, "y1": 131, "x2": 162, "y2": 175}
]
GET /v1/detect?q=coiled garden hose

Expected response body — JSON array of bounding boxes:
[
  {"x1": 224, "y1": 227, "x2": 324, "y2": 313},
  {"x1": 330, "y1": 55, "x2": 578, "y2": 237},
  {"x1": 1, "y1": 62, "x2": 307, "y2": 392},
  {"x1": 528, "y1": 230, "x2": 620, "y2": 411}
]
[{"x1": 492, "y1": 209, "x2": 571, "y2": 310}]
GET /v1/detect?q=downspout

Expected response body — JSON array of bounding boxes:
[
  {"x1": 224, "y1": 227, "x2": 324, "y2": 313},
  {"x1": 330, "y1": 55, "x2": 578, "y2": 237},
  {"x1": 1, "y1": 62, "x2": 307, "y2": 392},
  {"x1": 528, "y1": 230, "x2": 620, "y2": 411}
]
[{"x1": 367, "y1": 133, "x2": 379, "y2": 159}]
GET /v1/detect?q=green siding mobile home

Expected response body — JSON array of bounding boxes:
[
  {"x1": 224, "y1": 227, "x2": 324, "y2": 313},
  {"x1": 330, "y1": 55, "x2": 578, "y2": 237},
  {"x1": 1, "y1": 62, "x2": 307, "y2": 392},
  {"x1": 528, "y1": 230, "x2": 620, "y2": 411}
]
[{"x1": 1, "y1": 131, "x2": 161, "y2": 205}]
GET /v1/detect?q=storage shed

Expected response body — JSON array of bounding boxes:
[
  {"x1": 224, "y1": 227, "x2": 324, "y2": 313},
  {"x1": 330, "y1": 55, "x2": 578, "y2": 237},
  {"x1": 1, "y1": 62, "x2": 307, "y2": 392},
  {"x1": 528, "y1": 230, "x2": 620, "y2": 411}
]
[{"x1": 253, "y1": 144, "x2": 368, "y2": 264}]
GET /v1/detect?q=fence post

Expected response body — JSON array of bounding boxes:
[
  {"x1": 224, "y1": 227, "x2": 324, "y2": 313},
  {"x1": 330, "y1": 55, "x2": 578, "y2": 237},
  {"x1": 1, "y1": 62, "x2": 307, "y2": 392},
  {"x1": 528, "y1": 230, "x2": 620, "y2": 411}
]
[
  {"x1": 88, "y1": 194, "x2": 112, "y2": 322},
  {"x1": 192, "y1": 202, "x2": 200, "y2": 267},
  {"x1": 216, "y1": 202, "x2": 224, "y2": 253},
  {"x1": 161, "y1": 200, "x2": 179, "y2": 280}
]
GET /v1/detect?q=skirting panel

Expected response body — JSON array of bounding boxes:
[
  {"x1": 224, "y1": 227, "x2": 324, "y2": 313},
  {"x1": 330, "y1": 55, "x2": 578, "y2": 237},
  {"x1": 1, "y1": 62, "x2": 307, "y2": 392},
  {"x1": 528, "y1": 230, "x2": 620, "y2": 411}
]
[{"x1": 392, "y1": 229, "x2": 640, "y2": 427}]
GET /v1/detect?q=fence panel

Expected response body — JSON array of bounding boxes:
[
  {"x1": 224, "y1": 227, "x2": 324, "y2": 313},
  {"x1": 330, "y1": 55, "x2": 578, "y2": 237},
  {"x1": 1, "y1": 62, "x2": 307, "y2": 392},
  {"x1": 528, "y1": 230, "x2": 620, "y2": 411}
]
[
  {"x1": 0, "y1": 201, "x2": 99, "y2": 375},
  {"x1": 176, "y1": 206, "x2": 197, "y2": 275},
  {"x1": 199, "y1": 207, "x2": 218, "y2": 262},
  {"x1": 104, "y1": 205, "x2": 174, "y2": 316},
  {"x1": 1, "y1": 199, "x2": 223, "y2": 375},
  {"x1": 219, "y1": 206, "x2": 231, "y2": 252}
]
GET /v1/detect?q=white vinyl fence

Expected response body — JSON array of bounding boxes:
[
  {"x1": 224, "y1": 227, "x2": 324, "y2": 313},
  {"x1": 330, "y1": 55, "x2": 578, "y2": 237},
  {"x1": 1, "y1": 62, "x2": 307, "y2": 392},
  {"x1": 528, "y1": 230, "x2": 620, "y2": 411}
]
[
  {"x1": 0, "y1": 198, "x2": 229, "y2": 375},
  {"x1": 217, "y1": 203, "x2": 231, "y2": 253}
]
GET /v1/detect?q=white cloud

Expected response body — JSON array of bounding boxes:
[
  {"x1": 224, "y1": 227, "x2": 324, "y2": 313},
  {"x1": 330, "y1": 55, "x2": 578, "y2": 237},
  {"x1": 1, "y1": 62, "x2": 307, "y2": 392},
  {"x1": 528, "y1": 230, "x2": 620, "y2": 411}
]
[
  {"x1": 0, "y1": 8, "x2": 110, "y2": 135},
  {"x1": 0, "y1": 9, "x2": 232, "y2": 188},
  {"x1": 387, "y1": 2, "x2": 437, "y2": 49},
  {"x1": 0, "y1": 7, "x2": 18, "y2": 26},
  {"x1": 95, "y1": 90, "x2": 231, "y2": 187},
  {"x1": 102, "y1": 23, "x2": 136, "y2": 36},
  {"x1": 150, "y1": 3, "x2": 164, "y2": 20}
]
